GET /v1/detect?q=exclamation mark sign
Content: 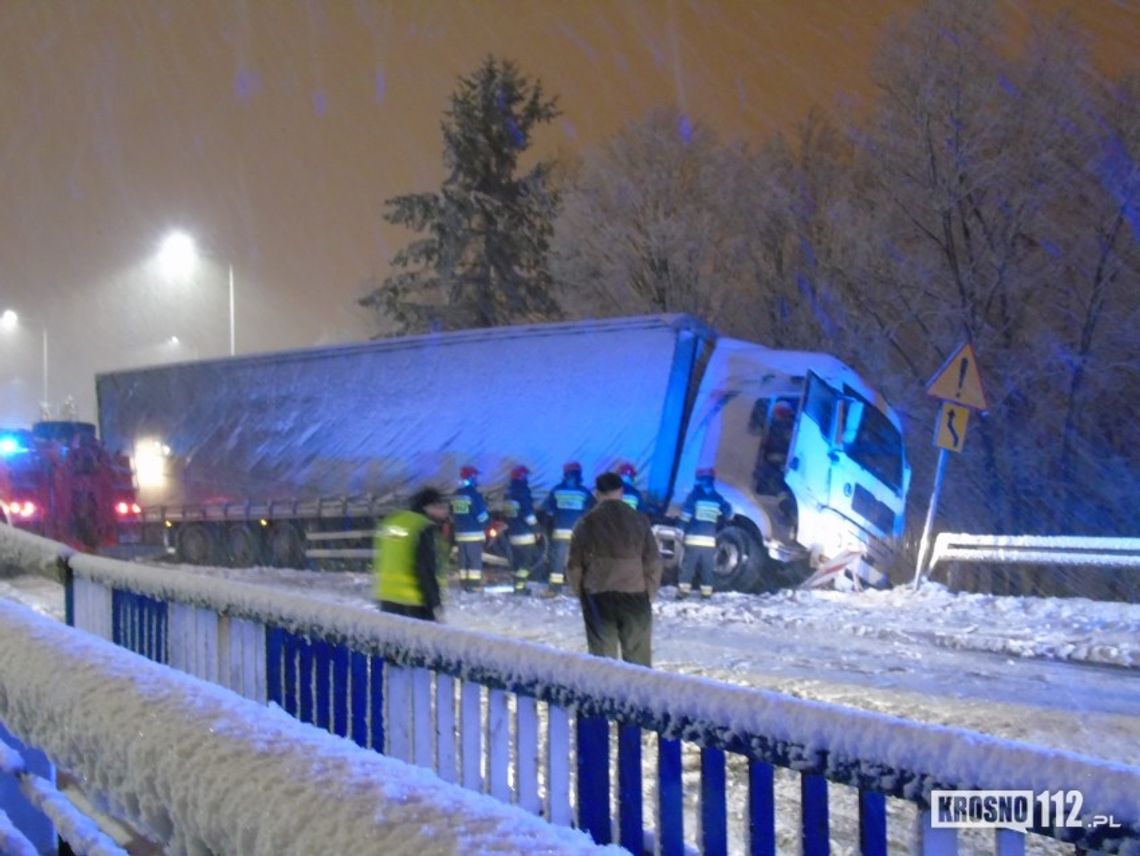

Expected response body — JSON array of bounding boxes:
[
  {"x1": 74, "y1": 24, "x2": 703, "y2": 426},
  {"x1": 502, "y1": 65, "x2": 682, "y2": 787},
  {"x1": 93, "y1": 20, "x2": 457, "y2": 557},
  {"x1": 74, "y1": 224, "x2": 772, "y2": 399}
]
[{"x1": 956, "y1": 357, "x2": 969, "y2": 397}]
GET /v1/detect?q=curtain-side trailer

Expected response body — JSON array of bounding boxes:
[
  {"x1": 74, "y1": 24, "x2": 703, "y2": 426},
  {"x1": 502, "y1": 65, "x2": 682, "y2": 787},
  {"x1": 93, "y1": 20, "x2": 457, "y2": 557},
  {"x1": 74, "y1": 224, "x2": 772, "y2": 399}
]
[{"x1": 96, "y1": 315, "x2": 910, "y2": 592}]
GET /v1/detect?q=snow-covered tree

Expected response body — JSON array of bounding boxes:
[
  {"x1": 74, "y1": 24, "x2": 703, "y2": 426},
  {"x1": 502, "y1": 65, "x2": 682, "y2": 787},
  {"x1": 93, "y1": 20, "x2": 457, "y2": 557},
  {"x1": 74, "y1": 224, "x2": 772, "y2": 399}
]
[
  {"x1": 848, "y1": 0, "x2": 1140, "y2": 583},
  {"x1": 552, "y1": 110, "x2": 765, "y2": 335},
  {"x1": 361, "y1": 56, "x2": 562, "y2": 332}
]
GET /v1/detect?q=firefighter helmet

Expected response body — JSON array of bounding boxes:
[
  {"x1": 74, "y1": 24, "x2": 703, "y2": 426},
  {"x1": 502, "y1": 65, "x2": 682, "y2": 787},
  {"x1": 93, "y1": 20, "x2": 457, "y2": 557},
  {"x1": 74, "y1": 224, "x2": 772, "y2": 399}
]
[
  {"x1": 563, "y1": 461, "x2": 582, "y2": 475},
  {"x1": 510, "y1": 465, "x2": 530, "y2": 481},
  {"x1": 459, "y1": 465, "x2": 479, "y2": 481},
  {"x1": 617, "y1": 462, "x2": 636, "y2": 479},
  {"x1": 696, "y1": 467, "x2": 716, "y2": 480}
]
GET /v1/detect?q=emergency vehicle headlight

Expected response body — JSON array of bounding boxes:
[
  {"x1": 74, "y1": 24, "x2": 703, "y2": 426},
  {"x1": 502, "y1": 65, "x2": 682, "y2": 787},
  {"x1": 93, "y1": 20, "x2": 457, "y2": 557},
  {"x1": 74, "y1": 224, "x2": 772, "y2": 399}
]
[{"x1": 17, "y1": 501, "x2": 37, "y2": 518}]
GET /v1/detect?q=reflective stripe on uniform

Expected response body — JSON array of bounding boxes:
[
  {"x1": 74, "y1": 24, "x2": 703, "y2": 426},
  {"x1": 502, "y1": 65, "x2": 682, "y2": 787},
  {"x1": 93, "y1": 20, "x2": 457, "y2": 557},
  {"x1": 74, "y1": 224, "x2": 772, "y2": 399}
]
[
  {"x1": 549, "y1": 572, "x2": 564, "y2": 584},
  {"x1": 552, "y1": 529, "x2": 573, "y2": 540},
  {"x1": 683, "y1": 534, "x2": 717, "y2": 548},
  {"x1": 509, "y1": 533, "x2": 537, "y2": 545},
  {"x1": 455, "y1": 532, "x2": 484, "y2": 542}
]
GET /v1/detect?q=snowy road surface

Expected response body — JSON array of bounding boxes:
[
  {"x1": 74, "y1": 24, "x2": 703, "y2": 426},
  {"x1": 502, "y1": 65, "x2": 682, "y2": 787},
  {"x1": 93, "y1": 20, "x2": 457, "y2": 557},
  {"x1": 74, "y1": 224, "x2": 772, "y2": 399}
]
[{"x1": 6, "y1": 565, "x2": 1136, "y2": 767}]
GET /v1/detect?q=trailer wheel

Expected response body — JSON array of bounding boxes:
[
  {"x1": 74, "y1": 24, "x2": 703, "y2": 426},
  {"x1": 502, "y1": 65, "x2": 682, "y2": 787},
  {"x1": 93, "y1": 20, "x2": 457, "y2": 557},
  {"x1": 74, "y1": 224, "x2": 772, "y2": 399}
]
[
  {"x1": 177, "y1": 523, "x2": 218, "y2": 566},
  {"x1": 713, "y1": 526, "x2": 768, "y2": 594},
  {"x1": 267, "y1": 522, "x2": 305, "y2": 568},
  {"x1": 224, "y1": 523, "x2": 261, "y2": 568}
]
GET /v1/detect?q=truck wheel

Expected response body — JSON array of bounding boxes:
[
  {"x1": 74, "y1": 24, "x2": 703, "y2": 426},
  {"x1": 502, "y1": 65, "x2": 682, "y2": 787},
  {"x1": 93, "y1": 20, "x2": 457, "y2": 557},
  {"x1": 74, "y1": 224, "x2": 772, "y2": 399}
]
[
  {"x1": 177, "y1": 523, "x2": 218, "y2": 566},
  {"x1": 267, "y1": 522, "x2": 305, "y2": 568},
  {"x1": 225, "y1": 523, "x2": 261, "y2": 568},
  {"x1": 713, "y1": 526, "x2": 767, "y2": 594}
]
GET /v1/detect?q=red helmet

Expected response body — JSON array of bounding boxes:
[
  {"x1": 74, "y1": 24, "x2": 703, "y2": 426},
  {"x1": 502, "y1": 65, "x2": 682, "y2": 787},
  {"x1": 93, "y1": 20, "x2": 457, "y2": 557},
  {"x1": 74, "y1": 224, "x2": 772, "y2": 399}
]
[
  {"x1": 563, "y1": 461, "x2": 582, "y2": 474},
  {"x1": 510, "y1": 465, "x2": 530, "y2": 480},
  {"x1": 696, "y1": 467, "x2": 716, "y2": 480},
  {"x1": 773, "y1": 401, "x2": 795, "y2": 419},
  {"x1": 617, "y1": 462, "x2": 636, "y2": 478},
  {"x1": 459, "y1": 465, "x2": 479, "y2": 481}
]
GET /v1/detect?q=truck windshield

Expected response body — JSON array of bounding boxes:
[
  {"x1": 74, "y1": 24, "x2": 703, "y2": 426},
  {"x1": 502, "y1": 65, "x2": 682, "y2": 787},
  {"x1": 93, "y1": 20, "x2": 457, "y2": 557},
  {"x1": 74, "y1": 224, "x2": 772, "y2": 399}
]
[{"x1": 841, "y1": 392, "x2": 904, "y2": 492}]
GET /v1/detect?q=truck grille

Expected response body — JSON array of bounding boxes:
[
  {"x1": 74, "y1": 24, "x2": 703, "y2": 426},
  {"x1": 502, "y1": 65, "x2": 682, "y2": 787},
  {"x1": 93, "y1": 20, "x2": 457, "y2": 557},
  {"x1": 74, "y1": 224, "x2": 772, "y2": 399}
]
[{"x1": 853, "y1": 484, "x2": 894, "y2": 536}]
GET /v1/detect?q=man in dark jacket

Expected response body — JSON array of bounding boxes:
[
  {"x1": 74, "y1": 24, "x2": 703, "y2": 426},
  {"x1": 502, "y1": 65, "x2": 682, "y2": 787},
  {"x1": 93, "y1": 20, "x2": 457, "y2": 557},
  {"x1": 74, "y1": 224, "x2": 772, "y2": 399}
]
[
  {"x1": 566, "y1": 472, "x2": 663, "y2": 667},
  {"x1": 373, "y1": 487, "x2": 450, "y2": 621}
]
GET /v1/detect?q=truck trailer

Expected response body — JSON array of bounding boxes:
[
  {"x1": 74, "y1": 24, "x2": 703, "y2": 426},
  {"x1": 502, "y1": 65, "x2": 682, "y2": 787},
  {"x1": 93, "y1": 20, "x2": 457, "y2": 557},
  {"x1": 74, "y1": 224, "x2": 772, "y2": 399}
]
[{"x1": 95, "y1": 315, "x2": 910, "y2": 592}]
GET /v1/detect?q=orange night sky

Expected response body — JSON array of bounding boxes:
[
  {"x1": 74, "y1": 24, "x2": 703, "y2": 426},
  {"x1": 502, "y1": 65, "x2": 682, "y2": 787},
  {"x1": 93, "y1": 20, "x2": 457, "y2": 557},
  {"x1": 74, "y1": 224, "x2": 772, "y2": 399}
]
[{"x1": 0, "y1": 1, "x2": 1135, "y2": 423}]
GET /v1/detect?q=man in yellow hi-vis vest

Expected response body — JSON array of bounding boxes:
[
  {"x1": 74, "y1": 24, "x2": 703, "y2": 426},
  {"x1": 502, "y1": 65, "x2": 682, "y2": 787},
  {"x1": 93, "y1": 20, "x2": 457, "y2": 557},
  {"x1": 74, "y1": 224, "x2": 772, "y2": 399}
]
[{"x1": 374, "y1": 487, "x2": 450, "y2": 621}]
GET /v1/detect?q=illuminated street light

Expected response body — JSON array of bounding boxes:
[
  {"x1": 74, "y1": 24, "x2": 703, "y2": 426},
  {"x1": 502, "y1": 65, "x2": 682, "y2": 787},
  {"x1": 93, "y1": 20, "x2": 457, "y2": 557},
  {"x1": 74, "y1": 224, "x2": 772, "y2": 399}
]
[
  {"x1": 1, "y1": 308, "x2": 49, "y2": 409},
  {"x1": 157, "y1": 230, "x2": 236, "y2": 357}
]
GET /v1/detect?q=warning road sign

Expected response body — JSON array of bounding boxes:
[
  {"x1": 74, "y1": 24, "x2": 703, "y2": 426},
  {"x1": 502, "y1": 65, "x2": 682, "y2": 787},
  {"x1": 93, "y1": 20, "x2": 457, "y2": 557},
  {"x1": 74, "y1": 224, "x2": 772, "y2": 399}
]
[
  {"x1": 927, "y1": 342, "x2": 989, "y2": 411},
  {"x1": 933, "y1": 401, "x2": 970, "y2": 452}
]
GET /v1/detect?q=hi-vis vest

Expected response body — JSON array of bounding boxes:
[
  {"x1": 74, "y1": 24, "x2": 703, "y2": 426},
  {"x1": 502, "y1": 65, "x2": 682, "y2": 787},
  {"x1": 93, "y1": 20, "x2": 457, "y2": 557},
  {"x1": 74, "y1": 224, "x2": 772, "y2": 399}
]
[{"x1": 374, "y1": 510, "x2": 433, "y2": 606}]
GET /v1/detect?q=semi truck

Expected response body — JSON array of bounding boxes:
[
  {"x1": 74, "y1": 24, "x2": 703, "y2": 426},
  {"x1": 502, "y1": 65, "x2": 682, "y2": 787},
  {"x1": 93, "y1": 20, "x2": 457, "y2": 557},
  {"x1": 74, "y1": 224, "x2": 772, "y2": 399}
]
[
  {"x1": 95, "y1": 315, "x2": 911, "y2": 592},
  {"x1": 0, "y1": 421, "x2": 140, "y2": 551}
]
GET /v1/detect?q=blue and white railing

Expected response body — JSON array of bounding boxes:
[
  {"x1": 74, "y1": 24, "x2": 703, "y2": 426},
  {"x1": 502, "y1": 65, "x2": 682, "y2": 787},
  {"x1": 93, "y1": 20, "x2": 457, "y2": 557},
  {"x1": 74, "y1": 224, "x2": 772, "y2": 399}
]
[
  {"x1": 58, "y1": 547, "x2": 1140, "y2": 856},
  {"x1": 2, "y1": 523, "x2": 1138, "y2": 855},
  {"x1": 0, "y1": 595, "x2": 612, "y2": 855}
]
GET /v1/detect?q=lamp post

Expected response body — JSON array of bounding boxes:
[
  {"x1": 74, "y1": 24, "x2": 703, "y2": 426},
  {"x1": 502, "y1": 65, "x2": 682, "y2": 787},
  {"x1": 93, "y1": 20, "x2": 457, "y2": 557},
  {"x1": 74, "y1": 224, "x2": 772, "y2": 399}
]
[
  {"x1": 1, "y1": 308, "x2": 49, "y2": 408},
  {"x1": 157, "y1": 230, "x2": 236, "y2": 357}
]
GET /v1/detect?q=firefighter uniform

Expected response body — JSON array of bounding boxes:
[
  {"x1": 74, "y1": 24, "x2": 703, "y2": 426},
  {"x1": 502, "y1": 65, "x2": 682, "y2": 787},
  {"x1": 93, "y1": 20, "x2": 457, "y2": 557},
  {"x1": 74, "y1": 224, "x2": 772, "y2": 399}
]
[
  {"x1": 677, "y1": 468, "x2": 732, "y2": 599},
  {"x1": 541, "y1": 462, "x2": 595, "y2": 595},
  {"x1": 451, "y1": 467, "x2": 489, "y2": 591},
  {"x1": 504, "y1": 466, "x2": 540, "y2": 595},
  {"x1": 618, "y1": 463, "x2": 644, "y2": 512}
]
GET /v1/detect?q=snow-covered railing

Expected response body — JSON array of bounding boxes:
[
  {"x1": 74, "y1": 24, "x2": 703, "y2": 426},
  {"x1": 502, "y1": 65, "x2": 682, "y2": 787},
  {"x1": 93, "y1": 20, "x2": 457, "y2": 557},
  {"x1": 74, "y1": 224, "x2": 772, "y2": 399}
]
[
  {"x1": 56, "y1": 548, "x2": 1140, "y2": 856},
  {"x1": 2, "y1": 523, "x2": 1138, "y2": 854},
  {"x1": 0, "y1": 731, "x2": 129, "y2": 856},
  {"x1": 930, "y1": 533, "x2": 1140, "y2": 570},
  {"x1": 0, "y1": 597, "x2": 613, "y2": 855},
  {"x1": 928, "y1": 533, "x2": 1140, "y2": 600}
]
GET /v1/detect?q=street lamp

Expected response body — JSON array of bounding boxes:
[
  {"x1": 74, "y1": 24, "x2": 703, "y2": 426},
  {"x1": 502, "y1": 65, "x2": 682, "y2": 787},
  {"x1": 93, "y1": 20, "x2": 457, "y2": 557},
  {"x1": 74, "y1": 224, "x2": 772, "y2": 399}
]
[
  {"x1": 1, "y1": 308, "x2": 49, "y2": 409},
  {"x1": 157, "y1": 230, "x2": 236, "y2": 357}
]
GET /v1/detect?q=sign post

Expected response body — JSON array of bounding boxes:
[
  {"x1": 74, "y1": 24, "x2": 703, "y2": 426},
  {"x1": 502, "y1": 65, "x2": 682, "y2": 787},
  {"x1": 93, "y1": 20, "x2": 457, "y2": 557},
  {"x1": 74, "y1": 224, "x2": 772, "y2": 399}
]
[{"x1": 912, "y1": 342, "x2": 989, "y2": 589}]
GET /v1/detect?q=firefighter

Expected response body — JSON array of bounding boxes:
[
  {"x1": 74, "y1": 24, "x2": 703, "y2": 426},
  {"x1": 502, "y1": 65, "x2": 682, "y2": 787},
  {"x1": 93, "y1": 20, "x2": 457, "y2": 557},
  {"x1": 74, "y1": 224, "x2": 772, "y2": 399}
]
[
  {"x1": 677, "y1": 467, "x2": 732, "y2": 600},
  {"x1": 451, "y1": 465, "x2": 489, "y2": 592},
  {"x1": 504, "y1": 465, "x2": 540, "y2": 595},
  {"x1": 373, "y1": 486, "x2": 450, "y2": 621},
  {"x1": 541, "y1": 461, "x2": 595, "y2": 597},
  {"x1": 617, "y1": 462, "x2": 644, "y2": 512}
]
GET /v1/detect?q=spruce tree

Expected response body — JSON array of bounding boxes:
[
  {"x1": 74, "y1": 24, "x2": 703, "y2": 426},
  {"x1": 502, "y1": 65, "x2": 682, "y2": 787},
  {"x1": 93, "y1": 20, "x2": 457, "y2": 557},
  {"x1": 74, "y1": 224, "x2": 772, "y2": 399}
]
[{"x1": 362, "y1": 56, "x2": 562, "y2": 332}]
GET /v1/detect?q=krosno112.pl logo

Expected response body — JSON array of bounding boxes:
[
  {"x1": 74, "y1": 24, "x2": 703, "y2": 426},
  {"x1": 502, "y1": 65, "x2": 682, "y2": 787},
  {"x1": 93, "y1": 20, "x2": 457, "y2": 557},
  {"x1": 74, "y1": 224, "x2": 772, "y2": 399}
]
[{"x1": 930, "y1": 790, "x2": 1119, "y2": 832}]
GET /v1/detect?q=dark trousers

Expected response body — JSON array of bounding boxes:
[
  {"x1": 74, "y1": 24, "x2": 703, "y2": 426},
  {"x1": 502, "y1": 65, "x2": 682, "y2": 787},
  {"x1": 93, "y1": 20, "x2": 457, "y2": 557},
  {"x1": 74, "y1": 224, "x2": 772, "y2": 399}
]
[
  {"x1": 580, "y1": 591, "x2": 652, "y2": 667},
  {"x1": 379, "y1": 601, "x2": 435, "y2": 621}
]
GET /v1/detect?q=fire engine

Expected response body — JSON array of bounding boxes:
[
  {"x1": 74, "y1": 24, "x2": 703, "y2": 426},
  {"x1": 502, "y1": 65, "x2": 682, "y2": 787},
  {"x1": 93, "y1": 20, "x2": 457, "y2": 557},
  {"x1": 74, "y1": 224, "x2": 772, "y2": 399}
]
[{"x1": 0, "y1": 421, "x2": 140, "y2": 551}]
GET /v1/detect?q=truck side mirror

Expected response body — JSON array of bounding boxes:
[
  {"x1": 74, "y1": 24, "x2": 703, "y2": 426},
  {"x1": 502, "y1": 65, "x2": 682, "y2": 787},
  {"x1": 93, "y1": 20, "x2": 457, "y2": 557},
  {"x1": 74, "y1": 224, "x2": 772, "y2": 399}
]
[{"x1": 838, "y1": 397, "x2": 864, "y2": 448}]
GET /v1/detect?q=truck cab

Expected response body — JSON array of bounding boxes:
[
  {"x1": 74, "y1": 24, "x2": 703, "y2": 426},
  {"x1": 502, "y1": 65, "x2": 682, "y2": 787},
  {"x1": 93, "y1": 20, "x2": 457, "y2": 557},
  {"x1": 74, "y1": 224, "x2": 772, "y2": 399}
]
[{"x1": 672, "y1": 338, "x2": 911, "y2": 592}]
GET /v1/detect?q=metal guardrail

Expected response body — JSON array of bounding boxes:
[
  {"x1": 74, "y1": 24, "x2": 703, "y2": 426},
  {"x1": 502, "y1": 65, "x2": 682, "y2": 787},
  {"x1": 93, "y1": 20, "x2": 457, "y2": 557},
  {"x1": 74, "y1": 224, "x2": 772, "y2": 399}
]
[
  {"x1": 57, "y1": 550, "x2": 1140, "y2": 855},
  {"x1": 0, "y1": 730, "x2": 129, "y2": 856},
  {"x1": 1, "y1": 524, "x2": 1137, "y2": 854},
  {"x1": 930, "y1": 534, "x2": 1140, "y2": 569}
]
